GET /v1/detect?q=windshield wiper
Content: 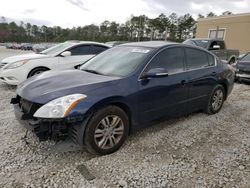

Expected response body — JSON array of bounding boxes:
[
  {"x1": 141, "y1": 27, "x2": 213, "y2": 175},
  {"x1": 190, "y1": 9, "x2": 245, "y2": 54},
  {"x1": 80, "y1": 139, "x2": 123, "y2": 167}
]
[{"x1": 82, "y1": 69, "x2": 103, "y2": 75}]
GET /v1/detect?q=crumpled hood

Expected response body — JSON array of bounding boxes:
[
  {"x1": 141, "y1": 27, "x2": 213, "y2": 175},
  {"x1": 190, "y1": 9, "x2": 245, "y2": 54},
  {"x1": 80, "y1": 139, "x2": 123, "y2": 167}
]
[
  {"x1": 1, "y1": 53, "x2": 50, "y2": 64},
  {"x1": 237, "y1": 61, "x2": 250, "y2": 72},
  {"x1": 17, "y1": 70, "x2": 120, "y2": 104}
]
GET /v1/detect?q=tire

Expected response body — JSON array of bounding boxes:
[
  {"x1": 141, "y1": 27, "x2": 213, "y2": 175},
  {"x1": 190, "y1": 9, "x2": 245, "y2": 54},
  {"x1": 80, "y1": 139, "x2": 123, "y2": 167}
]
[
  {"x1": 206, "y1": 85, "x2": 225, "y2": 114},
  {"x1": 28, "y1": 67, "x2": 49, "y2": 78},
  {"x1": 84, "y1": 106, "x2": 129, "y2": 155},
  {"x1": 228, "y1": 58, "x2": 235, "y2": 65}
]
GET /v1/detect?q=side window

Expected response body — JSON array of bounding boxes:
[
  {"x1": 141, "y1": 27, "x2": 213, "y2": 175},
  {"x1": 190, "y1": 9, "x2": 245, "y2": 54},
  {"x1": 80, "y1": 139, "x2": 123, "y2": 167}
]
[
  {"x1": 147, "y1": 47, "x2": 184, "y2": 74},
  {"x1": 217, "y1": 41, "x2": 225, "y2": 50},
  {"x1": 69, "y1": 45, "x2": 91, "y2": 56},
  {"x1": 185, "y1": 48, "x2": 210, "y2": 70},
  {"x1": 208, "y1": 54, "x2": 215, "y2": 66},
  {"x1": 209, "y1": 41, "x2": 217, "y2": 49},
  {"x1": 91, "y1": 45, "x2": 108, "y2": 55}
]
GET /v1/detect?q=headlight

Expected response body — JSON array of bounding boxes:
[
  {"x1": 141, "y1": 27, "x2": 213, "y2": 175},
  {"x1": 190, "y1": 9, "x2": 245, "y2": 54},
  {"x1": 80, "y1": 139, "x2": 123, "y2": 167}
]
[
  {"x1": 5, "y1": 60, "x2": 28, "y2": 69},
  {"x1": 34, "y1": 94, "x2": 87, "y2": 118}
]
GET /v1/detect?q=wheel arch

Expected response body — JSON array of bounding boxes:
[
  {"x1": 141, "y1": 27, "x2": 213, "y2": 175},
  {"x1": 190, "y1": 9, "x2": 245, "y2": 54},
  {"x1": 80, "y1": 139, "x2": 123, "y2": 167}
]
[
  {"x1": 27, "y1": 66, "x2": 50, "y2": 78},
  {"x1": 85, "y1": 96, "x2": 133, "y2": 132},
  {"x1": 228, "y1": 55, "x2": 236, "y2": 64},
  {"x1": 218, "y1": 81, "x2": 228, "y2": 100}
]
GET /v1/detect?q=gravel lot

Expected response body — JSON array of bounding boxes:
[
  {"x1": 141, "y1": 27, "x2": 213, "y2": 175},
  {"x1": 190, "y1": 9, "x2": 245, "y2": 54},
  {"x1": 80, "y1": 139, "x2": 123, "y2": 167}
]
[{"x1": 0, "y1": 47, "x2": 250, "y2": 188}]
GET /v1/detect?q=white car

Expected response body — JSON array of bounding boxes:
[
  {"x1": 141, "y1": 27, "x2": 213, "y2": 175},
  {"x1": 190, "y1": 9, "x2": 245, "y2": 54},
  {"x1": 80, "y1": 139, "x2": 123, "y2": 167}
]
[{"x1": 0, "y1": 41, "x2": 110, "y2": 85}]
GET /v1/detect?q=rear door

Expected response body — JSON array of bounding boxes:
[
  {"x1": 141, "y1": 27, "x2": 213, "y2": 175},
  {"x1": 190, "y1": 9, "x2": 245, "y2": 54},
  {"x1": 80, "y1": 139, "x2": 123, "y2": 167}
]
[
  {"x1": 137, "y1": 47, "x2": 189, "y2": 124},
  {"x1": 184, "y1": 47, "x2": 218, "y2": 112}
]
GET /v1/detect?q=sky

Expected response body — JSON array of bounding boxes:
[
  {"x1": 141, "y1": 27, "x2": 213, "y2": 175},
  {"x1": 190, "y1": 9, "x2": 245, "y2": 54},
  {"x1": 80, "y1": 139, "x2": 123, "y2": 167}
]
[{"x1": 0, "y1": 0, "x2": 249, "y2": 28}]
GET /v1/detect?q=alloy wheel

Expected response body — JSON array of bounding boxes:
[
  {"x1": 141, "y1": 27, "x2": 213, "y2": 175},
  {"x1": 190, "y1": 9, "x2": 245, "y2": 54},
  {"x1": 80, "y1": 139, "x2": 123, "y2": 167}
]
[
  {"x1": 212, "y1": 89, "x2": 223, "y2": 111},
  {"x1": 94, "y1": 115, "x2": 124, "y2": 150}
]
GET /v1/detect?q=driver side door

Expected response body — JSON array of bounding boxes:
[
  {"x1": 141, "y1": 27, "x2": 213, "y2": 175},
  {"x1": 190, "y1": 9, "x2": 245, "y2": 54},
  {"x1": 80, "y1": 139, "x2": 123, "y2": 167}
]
[
  {"x1": 59, "y1": 45, "x2": 94, "y2": 69},
  {"x1": 137, "y1": 47, "x2": 189, "y2": 125}
]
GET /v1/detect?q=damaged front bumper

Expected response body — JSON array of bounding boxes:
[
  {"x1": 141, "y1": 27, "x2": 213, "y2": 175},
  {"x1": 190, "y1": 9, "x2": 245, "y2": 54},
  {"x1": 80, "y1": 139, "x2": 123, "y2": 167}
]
[{"x1": 11, "y1": 97, "x2": 88, "y2": 151}]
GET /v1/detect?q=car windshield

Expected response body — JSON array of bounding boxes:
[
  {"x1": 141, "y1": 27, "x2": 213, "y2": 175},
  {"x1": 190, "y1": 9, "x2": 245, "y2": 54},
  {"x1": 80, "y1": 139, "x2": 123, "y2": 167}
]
[
  {"x1": 80, "y1": 46, "x2": 153, "y2": 77},
  {"x1": 40, "y1": 42, "x2": 73, "y2": 56},
  {"x1": 184, "y1": 40, "x2": 209, "y2": 49}
]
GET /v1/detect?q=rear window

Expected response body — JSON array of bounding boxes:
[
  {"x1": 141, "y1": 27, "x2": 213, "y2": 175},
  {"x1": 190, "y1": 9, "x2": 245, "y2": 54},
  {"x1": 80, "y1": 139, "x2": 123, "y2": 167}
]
[
  {"x1": 183, "y1": 40, "x2": 209, "y2": 49},
  {"x1": 69, "y1": 45, "x2": 91, "y2": 55},
  {"x1": 91, "y1": 45, "x2": 108, "y2": 54}
]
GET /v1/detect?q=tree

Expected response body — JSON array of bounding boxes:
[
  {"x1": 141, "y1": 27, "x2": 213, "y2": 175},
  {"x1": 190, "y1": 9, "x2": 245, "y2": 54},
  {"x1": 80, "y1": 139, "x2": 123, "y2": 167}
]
[
  {"x1": 222, "y1": 11, "x2": 232, "y2": 16},
  {"x1": 198, "y1": 14, "x2": 205, "y2": 19},
  {"x1": 207, "y1": 12, "x2": 216, "y2": 17},
  {"x1": 0, "y1": 12, "x2": 199, "y2": 43},
  {"x1": 168, "y1": 13, "x2": 178, "y2": 41}
]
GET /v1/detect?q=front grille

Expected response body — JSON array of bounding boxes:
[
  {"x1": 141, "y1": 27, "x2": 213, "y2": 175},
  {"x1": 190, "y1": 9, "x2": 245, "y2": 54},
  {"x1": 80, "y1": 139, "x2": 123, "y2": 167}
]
[
  {"x1": 20, "y1": 98, "x2": 33, "y2": 113},
  {"x1": 18, "y1": 96, "x2": 42, "y2": 118}
]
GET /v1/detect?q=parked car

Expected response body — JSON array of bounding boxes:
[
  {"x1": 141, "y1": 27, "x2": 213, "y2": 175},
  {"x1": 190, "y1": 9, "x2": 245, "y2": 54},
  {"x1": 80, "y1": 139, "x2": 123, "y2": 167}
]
[
  {"x1": 105, "y1": 41, "x2": 128, "y2": 47},
  {"x1": 20, "y1": 43, "x2": 33, "y2": 51},
  {"x1": 11, "y1": 41, "x2": 235, "y2": 155},
  {"x1": 32, "y1": 43, "x2": 57, "y2": 53},
  {"x1": 235, "y1": 52, "x2": 250, "y2": 82},
  {"x1": 183, "y1": 38, "x2": 239, "y2": 64},
  {"x1": 0, "y1": 41, "x2": 110, "y2": 85}
]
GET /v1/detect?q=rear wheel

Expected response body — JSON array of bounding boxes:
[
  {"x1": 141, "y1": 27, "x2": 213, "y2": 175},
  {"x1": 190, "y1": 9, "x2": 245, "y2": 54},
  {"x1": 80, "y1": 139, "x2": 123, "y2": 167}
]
[
  {"x1": 28, "y1": 67, "x2": 49, "y2": 78},
  {"x1": 228, "y1": 58, "x2": 235, "y2": 65},
  {"x1": 84, "y1": 106, "x2": 129, "y2": 155},
  {"x1": 206, "y1": 85, "x2": 225, "y2": 114}
]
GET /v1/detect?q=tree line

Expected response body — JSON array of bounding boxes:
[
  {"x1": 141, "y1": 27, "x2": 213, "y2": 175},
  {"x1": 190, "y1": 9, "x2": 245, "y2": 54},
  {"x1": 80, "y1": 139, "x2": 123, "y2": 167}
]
[{"x1": 0, "y1": 11, "x2": 231, "y2": 43}]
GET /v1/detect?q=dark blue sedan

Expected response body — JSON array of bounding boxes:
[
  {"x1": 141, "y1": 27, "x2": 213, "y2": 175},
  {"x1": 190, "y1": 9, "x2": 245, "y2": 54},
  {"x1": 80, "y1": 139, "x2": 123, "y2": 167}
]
[{"x1": 11, "y1": 41, "x2": 235, "y2": 155}]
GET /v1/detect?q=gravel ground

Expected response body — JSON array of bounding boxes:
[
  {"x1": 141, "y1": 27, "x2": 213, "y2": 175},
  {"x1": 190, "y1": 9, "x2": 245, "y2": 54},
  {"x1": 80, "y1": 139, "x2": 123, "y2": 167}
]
[{"x1": 0, "y1": 47, "x2": 250, "y2": 188}]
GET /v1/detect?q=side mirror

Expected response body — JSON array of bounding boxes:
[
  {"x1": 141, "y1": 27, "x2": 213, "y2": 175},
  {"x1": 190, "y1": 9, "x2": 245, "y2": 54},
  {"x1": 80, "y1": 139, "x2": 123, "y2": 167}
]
[
  {"x1": 212, "y1": 45, "x2": 220, "y2": 50},
  {"x1": 141, "y1": 68, "x2": 168, "y2": 79},
  {"x1": 61, "y1": 51, "x2": 71, "y2": 57}
]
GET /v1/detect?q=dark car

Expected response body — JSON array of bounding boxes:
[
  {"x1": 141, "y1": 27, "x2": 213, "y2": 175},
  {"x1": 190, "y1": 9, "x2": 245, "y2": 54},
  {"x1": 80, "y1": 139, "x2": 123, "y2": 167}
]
[
  {"x1": 11, "y1": 41, "x2": 235, "y2": 155},
  {"x1": 21, "y1": 43, "x2": 33, "y2": 51},
  {"x1": 235, "y1": 52, "x2": 250, "y2": 82},
  {"x1": 183, "y1": 39, "x2": 239, "y2": 64}
]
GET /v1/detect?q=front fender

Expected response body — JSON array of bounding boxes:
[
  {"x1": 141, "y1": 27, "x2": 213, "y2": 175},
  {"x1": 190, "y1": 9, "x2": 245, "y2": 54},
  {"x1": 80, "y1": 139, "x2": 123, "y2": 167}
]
[{"x1": 68, "y1": 96, "x2": 130, "y2": 117}]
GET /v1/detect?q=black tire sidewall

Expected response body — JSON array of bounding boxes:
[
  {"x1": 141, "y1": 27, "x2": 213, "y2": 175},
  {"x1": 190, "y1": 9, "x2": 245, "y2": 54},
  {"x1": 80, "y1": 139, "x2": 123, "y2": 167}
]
[
  {"x1": 84, "y1": 106, "x2": 129, "y2": 155},
  {"x1": 229, "y1": 58, "x2": 235, "y2": 65},
  {"x1": 208, "y1": 85, "x2": 225, "y2": 114},
  {"x1": 28, "y1": 68, "x2": 48, "y2": 78}
]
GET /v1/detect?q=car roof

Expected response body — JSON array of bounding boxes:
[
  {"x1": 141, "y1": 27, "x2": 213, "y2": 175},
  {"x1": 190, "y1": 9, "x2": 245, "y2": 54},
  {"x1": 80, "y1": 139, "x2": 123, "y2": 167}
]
[
  {"x1": 66, "y1": 41, "x2": 111, "y2": 47},
  {"x1": 120, "y1": 41, "x2": 177, "y2": 49},
  {"x1": 189, "y1": 38, "x2": 224, "y2": 41}
]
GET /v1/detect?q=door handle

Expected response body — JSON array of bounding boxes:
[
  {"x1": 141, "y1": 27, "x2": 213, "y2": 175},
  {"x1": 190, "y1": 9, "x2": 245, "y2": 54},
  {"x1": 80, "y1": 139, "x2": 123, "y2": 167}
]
[
  {"x1": 211, "y1": 72, "x2": 216, "y2": 76},
  {"x1": 181, "y1": 80, "x2": 187, "y2": 85}
]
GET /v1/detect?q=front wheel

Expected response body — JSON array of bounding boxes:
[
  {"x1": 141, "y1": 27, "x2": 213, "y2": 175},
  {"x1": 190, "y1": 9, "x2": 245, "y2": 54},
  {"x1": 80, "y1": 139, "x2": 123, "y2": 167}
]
[
  {"x1": 206, "y1": 85, "x2": 225, "y2": 114},
  {"x1": 28, "y1": 67, "x2": 49, "y2": 78},
  {"x1": 84, "y1": 106, "x2": 129, "y2": 155}
]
